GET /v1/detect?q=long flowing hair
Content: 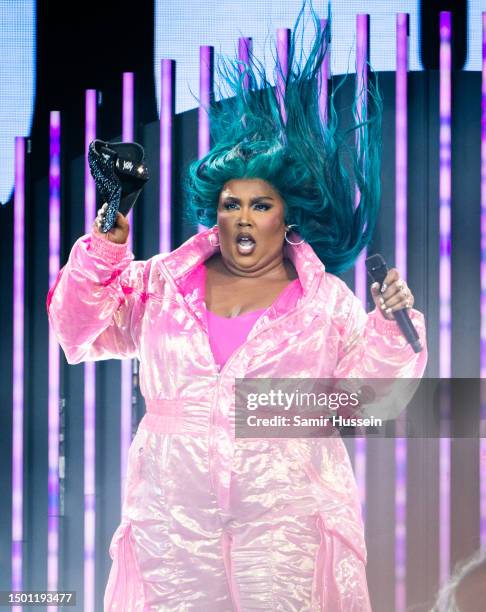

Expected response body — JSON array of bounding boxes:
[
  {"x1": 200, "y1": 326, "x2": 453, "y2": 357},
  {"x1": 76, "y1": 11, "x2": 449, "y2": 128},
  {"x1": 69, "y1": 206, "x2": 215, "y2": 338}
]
[{"x1": 184, "y1": 0, "x2": 382, "y2": 273}]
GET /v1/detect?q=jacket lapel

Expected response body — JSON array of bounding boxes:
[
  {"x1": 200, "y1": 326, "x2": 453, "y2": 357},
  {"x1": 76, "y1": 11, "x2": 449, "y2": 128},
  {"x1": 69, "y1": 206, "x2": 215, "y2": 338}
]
[{"x1": 158, "y1": 226, "x2": 325, "y2": 334}]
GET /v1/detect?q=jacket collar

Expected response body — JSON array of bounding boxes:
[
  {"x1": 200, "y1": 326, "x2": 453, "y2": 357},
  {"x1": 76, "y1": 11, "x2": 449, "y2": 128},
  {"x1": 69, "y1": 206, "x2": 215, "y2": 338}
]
[{"x1": 160, "y1": 225, "x2": 325, "y2": 299}]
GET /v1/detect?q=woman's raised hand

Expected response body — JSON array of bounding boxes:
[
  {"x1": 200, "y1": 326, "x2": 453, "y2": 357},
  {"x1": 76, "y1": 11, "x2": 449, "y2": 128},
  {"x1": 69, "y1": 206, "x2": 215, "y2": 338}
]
[
  {"x1": 370, "y1": 268, "x2": 415, "y2": 321},
  {"x1": 93, "y1": 203, "x2": 130, "y2": 244}
]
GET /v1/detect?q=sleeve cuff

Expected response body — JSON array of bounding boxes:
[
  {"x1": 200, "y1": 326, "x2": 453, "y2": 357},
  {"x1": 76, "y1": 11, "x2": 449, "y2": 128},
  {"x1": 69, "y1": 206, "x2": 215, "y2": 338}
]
[
  {"x1": 370, "y1": 307, "x2": 403, "y2": 335},
  {"x1": 89, "y1": 228, "x2": 131, "y2": 265},
  {"x1": 369, "y1": 306, "x2": 424, "y2": 335}
]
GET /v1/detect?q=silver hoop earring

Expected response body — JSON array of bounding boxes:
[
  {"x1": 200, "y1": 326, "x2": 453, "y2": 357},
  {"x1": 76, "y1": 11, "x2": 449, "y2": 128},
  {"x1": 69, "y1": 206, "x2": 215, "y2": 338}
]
[
  {"x1": 209, "y1": 224, "x2": 220, "y2": 246},
  {"x1": 285, "y1": 224, "x2": 305, "y2": 246}
]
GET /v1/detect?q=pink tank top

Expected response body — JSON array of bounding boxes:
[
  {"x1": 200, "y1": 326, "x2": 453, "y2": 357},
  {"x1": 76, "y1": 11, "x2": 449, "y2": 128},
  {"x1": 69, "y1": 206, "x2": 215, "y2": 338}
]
[
  {"x1": 206, "y1": 308, "x2": 266, "y2": 367},
  {"x1": 202, "y1": 265, "x2": 302, "y2": 367}
]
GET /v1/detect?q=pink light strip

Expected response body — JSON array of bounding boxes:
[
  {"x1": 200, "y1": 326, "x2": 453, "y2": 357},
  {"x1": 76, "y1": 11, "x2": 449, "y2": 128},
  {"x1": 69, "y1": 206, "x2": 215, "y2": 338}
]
[
  {"x1": 84, "y1": 89, "x2": 97, "y2": 612},
  {"x1": 48, "y1": 111, "x2": 61, "y2": 602},
  {"x1": 12, "y1": 136, "x2": 25, "y2": 608},
  {"x1": 439, "y1": 10, "x2": 452, "y2": 590},
  {"x1": 160, "y1": 59, "x2": 174, "y2": 253},
  {"x1": 276, "y1": 28, "x2": 290, "y2": 123},
  {"x1": 198, "y1": 46, "x2": 213, "y2": 233},
  {"x1": 120, "y1": 72, "x2": 134, "y2": 503},
  {"x1": 318, "y1": 18, "x2": 330, "y2": 125},
  {"x1": 353, "y1": 13, "x2": 369, "y2": 525},
  {"x1": 395, "y1": 14, "x2": 409, "y2": 612},
  {"x1": 481, "y1": 12, "x2": 486, "y2": 548}
]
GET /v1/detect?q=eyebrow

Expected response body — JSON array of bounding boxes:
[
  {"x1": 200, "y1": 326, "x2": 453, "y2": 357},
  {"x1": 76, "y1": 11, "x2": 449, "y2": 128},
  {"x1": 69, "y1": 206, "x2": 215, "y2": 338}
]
[{"x1": 221, "y1": 195, "x2": 274, "y2": 202}]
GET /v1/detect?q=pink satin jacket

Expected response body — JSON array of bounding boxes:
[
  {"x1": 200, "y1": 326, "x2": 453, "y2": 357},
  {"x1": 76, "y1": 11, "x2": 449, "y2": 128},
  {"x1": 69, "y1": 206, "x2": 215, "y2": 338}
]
[{"x1": 47, "y1": 225, "x2": 427, "y2": 610}]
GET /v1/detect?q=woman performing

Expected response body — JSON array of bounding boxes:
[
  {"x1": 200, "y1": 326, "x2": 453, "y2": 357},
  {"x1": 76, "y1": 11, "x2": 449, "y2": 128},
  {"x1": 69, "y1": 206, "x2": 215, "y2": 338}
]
[{"x1": 47, "y1": 4, "x2": 427, "y2": 610}]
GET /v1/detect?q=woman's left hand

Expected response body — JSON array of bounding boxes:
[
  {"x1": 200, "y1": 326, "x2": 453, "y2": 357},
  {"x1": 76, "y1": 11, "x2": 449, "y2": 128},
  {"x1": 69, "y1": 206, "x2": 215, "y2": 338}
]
[{"x1": 370, "y1": 268, "x2": 414, "y2": 320}]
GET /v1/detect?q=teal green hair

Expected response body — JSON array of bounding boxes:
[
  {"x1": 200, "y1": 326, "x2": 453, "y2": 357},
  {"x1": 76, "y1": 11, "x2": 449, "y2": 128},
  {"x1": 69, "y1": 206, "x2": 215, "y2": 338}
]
[{"x1": 184, "y1": 0, "x2": 383, "y2": 273}]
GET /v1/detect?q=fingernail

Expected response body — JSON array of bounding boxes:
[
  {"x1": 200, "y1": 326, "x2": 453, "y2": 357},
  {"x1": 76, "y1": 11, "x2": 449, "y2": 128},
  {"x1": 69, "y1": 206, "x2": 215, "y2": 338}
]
[
  {"x1": 379, "y1": 297, "x2": 385, "y2": 305},
  {"x1": 371, "y1": 282, "x2": 379, "y2": 291},
  {"x1": 386, "y1": 307, "x2": 392, "y2": 315},
  {"x1": 381, "y1": 303, "x2": 386, "y2": 310},
  {"x1": 380, "y1": 283, "x2": 387, "y2": 294}
]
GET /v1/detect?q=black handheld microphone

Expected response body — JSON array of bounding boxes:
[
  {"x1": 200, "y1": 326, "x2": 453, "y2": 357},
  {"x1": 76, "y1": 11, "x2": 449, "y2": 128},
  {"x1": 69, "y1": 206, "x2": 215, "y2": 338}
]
[{"x1": 365, "y1": 254, "x2": 423, "y2": 353}]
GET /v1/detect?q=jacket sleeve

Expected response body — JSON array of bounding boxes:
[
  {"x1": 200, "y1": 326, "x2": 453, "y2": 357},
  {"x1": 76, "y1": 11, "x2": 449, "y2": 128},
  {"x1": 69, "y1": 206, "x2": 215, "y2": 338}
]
[
  {"x1": 47, "y1": 229, "x2": 152, "y2": 364},
  {"x1": 331, "y1": 292, "x2": 428, "y2": 420},
  {"x1": 333, "y1": 292, "x2": 428, "y2": 379}
]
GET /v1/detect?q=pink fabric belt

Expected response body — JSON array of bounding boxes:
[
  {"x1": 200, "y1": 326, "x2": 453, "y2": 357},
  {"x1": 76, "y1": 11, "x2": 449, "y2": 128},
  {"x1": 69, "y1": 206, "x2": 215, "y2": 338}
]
[{"x1": 140, "y1": 398, "x2": 211, "y2": 435}]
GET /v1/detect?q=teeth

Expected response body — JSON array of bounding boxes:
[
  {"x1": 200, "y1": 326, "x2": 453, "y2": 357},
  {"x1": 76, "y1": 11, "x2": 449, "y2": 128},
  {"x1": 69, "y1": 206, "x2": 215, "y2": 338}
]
[{"x1": 236, "y1": 237, "x2": 256, "y2": 254}]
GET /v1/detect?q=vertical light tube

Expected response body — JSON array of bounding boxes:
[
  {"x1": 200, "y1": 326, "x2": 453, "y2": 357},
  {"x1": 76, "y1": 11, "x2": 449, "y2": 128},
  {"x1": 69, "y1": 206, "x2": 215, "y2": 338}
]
[
  {"x1": 238, "y1": 37, "x2": 252, "y2": 90},
  {"x1": 160, "y1": 59, "x2": 174, "y2": 254},
  {"x1": 355, "y1": 14, "x2": 369, "y2": 305},
  {"x1": 439, "y1": 14, "x2": 452, "y2": 379},
  {"x1": 84, "y1": 89, "x2": 97, "y2": 612},
  {"x1": 12, "y1": 136, "x2": 25, "y2": 608},
  {"x1": 237, "y1": 39, "x2": 252, "y2": 134},
  {"x1": 439, "y1": 11, "x2": 452, "y2": 589},
  {"x1": 122, "y1": 74, "x2": 135, "y2": 239},
  {"x1": 122, "y1": 72, "x2": 134, "y2": 143},
  {"x1": 48, "y1": 111, "x2": 61, "y2": 601},
  {"x1": 395, "y1": 435, "x2": 407, "y2": 612},
  {"x1": 395, "y1": 14, "x2": 409, "y2": 612},
  {"x1": 318, "y1": 18, "x2": 330, "y2": 126},
  {"x1": 198, "y1": 47, "x2": 213, "y2": 233},
  {"x1": 395, "y1": 14, "x2": 409, "y2": 280},
  {"x1": 354, "y1": 13, "x2": 369, "y2": 524},
  {"x1": 120, "y1": 73, "x2": 134, "y2": 503},
  {"x1": 481, "y1": 12, "x2": 486, "y2": 548},
  {"x1": 276, "y1": 28, "x2": 290, "y2": 123}
]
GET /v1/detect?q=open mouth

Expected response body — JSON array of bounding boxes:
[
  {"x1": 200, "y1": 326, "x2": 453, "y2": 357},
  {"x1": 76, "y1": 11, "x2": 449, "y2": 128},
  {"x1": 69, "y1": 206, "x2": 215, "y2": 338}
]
[{"x1": 235, "y1": 232, "x2": 256, "y2": 255}]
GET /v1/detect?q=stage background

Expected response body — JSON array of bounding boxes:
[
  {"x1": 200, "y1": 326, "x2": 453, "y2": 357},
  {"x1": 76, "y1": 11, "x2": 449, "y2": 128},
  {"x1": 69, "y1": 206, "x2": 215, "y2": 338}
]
[{"x1": 0, "y1": 1, "x2": 483, "y2": 611}]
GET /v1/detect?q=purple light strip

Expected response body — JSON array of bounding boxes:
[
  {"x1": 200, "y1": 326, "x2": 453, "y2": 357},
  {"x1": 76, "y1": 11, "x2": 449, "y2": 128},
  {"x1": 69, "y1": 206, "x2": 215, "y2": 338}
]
[
  {"x1": 481, "y1": 12, "x2": 486, "y2": 547},
  {"x1": 48, "y1": 111, "x2": 61, "y2": 600},
  {"x1": 120, "y1": 73, "x2": 134, "y2": 503},
  {"x1": 276, "y1": 28, "x2": 290, "y2": 123},
  {"x1": 395, "y1": 14, "x2": 408, "y2": 280},
  {"x1": 198, "y1": 46, "x2": 213, "y2": 233},
  {"x1": 355, "y1": 14, "x2": 369, "y2": 306},
  {"x1": 394, "y1": 14, "x2": 409, "y2": 612},
  {"x1": 12, "y1": 136, "x2": 25, "y2": 605},
  {"x1": 160, "y1": 59, "x2": 174, "y2": 253},
  {"x1": 122, "y1": 72, "x2": 135, "y2": 234},
  {"x1": 84, "y1": 89, "x2": 97, "y2": 612},
  {"x1": 237, "y1": 38, "x2": 252, "y2": 138},
  {"x1": 238, "y1": 37, "x2": 252, "y2": 91},
  {"x1": 353, "y1": 13, "x2": 369, "y2": 525},
  {"x1": 395, "y1": 435, "x2": 407, "y2": 612},
  {"x1": 439, "y1": 11, "x2": 452, "y2": 590},
  {"x1": 318, "y1": 19, "x2": 330, "y2": 126},
  {"x1": 123, "y1": 72, "x2": 134, "y2": 143},
  {"x1": 439, "y1": 13, "x2": 452, "y2": 380}
]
